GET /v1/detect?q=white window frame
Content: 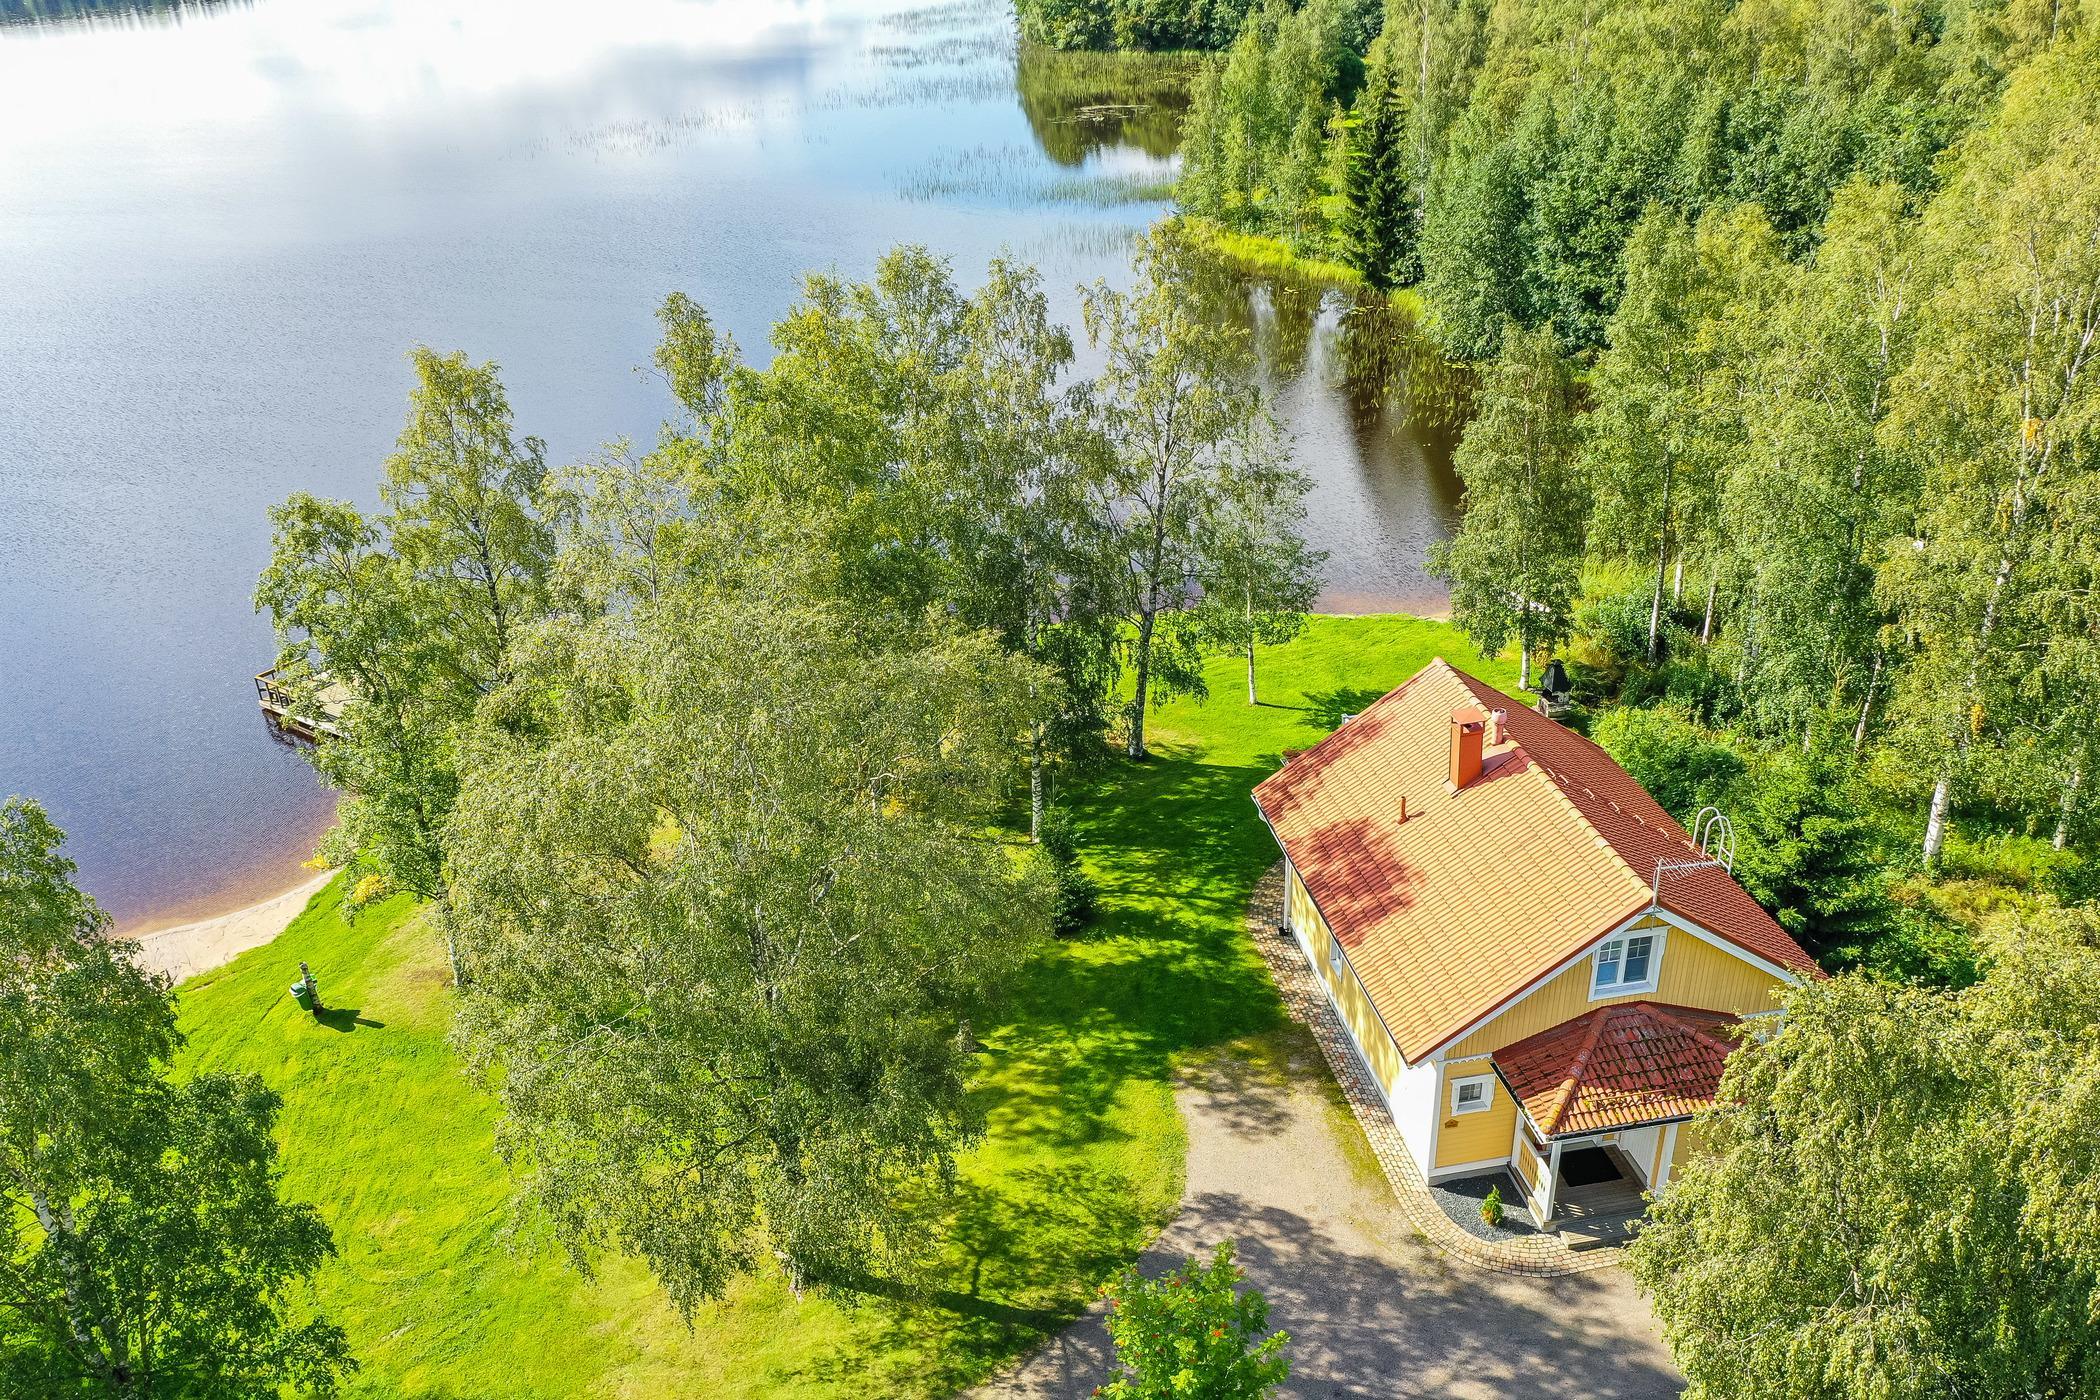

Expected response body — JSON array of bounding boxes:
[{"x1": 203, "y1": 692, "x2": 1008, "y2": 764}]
[
  {"x1": 1449, "y1": 1073, "x2": 1495, "y2": 1116},
  {"x1": 1590, "y1": 928, "x2": 1663, "y2": 999}
]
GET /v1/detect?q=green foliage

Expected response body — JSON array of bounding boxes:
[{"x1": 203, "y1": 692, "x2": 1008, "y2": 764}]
[
  {"x1": 1175, "y1": 0, "x2": 1361, "y2": 254},
  {"x1": 1629, "y1": 909, "x2": 2100, "y2": 1398},
  {"x1": 446, "y1": 595, "x2": 1055, "y2": 1310},
  {"x1": 256, "y1": 348, "x2": 556, "y2": 912},
  {"x1": 1479, "y1": 1183, "x2": 1504, "y2": 1228},
  {"x1": 1036, "y1": 805, "x2": 1101, "y2": 936},
  {"x1": 1429, "y1": 321, "x2": 1585, "y2": 686},
  {"x1": 1593, "y1": 707, "x2": 1745, "y2": 824},
  {"x1": 1342, "y1": 59, "x2": 1415, "y2": 287},
  {"x1": 1083, "y1": 225, "x2": 1315, "y2": 758},
  {"x1": 1098, "y1": 1241, "x2": 1289, "y2": 1399},
  {"x1": 0, "y1": 799, "x2": 350, "y2": 1397},
  {"x1": 1726, "y1": 752, "x2": 1894, "y2": 964},
  {"x1": 1163, "y1": 0, "x2": 2078, "y2": 358},
  {"x1": 1016, "y1": 0, "x2": 1262, "y2": 51}
]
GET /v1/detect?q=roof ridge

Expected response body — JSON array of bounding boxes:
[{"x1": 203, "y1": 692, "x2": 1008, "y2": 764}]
[{"x1": 1540, "y1": 1007, "x2": 1612, "y2": 1134}]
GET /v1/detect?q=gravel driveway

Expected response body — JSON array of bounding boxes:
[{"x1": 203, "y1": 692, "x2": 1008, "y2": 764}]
[{"x1": 974, "y1": 1038, "x2": 1683, "y2": 1399}]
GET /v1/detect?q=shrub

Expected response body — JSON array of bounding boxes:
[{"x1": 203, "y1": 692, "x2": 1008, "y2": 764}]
[
  {"x1": 1593, "y1": 706, "x2": 1745, "y2": 822},
  {"x1": 1037, "y1": 806, "x2": 1098, "y2": 937},
  {"x1": 1480, "y1": 1184, "x2": 1505, "y2": 1228},
  {"x1": 1099, "y1": 1240, "x2": 1289, "y2": 1400}
]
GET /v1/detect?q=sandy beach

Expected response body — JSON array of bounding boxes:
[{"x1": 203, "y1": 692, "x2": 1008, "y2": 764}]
[{"x1": 130, "y1": 868, "x2": 338, "y2": 984}]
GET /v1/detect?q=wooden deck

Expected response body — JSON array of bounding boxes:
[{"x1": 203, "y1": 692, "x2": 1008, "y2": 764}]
[{"x1": 255, "y1": 668, "x2": 348, "y2": 743}]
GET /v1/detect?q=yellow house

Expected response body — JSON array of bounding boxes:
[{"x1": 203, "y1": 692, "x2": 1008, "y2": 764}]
[{"x1": 1251, "y1": 659, "x2": 1820, "y2": 1244}]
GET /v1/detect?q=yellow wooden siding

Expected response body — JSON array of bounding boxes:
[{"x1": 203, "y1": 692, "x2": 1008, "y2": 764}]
[
  {"x1": 1448, "y1": 915, "x2": 1789, "y2": 1058},
  {"x1": 1662, "y1": 1120, "x2": 1710, "y2": 1184},
  {"x1": 1288, "y1": 870, "x2": 1405, "y2": 1092},
  {"x1": 1435, "y1": 1064, "x2": 1516, "y2": 1168}
]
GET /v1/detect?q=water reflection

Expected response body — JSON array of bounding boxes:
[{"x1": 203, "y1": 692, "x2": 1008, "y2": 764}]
[
  {"x1": 1176, "y1": 253, "x2": 1469, "y2": 611},
  {"x1": 1014, "y1": 46, "x2": 1195, "y2": 165},
  {"x1": 0, "y1": 0, "x2": 1459, "y2": 929},
  {"x1": 0, "y1": 0, "x2": 247, "y2": 28}
]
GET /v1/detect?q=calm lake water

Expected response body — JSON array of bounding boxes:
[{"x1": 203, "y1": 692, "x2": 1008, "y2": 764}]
[{"x1": 0, "y1": 0, "x2": 1461, "y2": 930}]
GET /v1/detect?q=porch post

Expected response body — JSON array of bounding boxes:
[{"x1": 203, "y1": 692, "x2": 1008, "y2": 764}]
[{"x1": 1539, "y1": 1139, "x2": 1563, "y2": 1226}]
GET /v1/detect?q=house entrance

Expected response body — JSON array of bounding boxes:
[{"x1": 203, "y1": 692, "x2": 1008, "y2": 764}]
[{"x1": 1556, "y1": 1144, "x2": 1624, "y2": 1188}]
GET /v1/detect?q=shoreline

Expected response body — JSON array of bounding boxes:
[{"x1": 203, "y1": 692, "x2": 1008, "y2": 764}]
[{"x1": 129, "y1": 867, "x2": 339, "y2": 985}]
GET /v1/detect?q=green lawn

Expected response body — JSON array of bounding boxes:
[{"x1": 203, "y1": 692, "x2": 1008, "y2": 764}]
[{"x1": 173, "y1": 615, "x2": 1519, "y2": 1398}]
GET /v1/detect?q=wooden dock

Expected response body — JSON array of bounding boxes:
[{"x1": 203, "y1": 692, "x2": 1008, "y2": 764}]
[{"x1": 254, "y1": 668, "x2": 348, "y2": 743}]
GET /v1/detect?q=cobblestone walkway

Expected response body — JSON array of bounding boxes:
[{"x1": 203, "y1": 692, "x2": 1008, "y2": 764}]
[{"x1": 1246, "y1": 862, "x2": 1624, "y2": 1277}]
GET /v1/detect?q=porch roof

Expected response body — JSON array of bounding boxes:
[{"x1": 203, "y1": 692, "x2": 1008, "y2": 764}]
[{"x1": 1493, "y1": 1000, "x2": 1741, "y2": 1137}]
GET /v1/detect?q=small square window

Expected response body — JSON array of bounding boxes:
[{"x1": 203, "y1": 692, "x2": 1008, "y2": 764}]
[{"x1": 1451, "y1": 1074, "x2": 1493, "y2": 1115}]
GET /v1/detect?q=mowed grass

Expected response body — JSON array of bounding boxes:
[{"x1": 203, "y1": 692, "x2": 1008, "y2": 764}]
[{"x1": 172, "y1": 615, "x2": 1519, "y2": 1398}]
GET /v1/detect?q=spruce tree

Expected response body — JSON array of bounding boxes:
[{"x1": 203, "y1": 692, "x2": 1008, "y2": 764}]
[{"x1": 1344, "y1": 63, "x2": 1416, "y2": 288}]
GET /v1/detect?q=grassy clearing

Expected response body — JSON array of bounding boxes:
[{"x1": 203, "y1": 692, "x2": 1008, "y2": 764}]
[
  {"x1": 173, "y1": 615, "x2": 1515, "y2": 1397},
  {"x1": 1178, "y1": 219, "x2": 1367, "y2": 292}
]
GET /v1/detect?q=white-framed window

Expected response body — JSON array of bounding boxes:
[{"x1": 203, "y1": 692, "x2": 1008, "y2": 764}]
[
  {"x1": 1450, "y1": 1073, "x2": 1495, "y2": 1115},
  {"x1": 1591, "y1": 929, "x2": 1660, "y2": 997}
]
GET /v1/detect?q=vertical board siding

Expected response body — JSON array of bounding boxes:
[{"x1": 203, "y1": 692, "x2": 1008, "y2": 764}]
[
  {"x1": 1435, "y1": 1065, "x2": 1517, "y2": 1168},
  {"x1": 1288, "y1": 870, "x2": 1406, "y2": 1094},
  {"x1": 1448, "y1": 917, "x2": 1788, "y2": 1059}
]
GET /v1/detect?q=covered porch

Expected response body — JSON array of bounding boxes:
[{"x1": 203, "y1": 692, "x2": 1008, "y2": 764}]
[{"x1": 1492, "y1": 1000, "x2": 1741, "y2": 1249}]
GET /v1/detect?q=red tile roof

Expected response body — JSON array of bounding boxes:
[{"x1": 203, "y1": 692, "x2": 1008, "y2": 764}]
[
  {"x1": 1492, "y1": 1001, "x2": 1741, "y2": 1136},
  {"x1": 1250, "y1": 659, "x2": 1817, "y2": 1062}
]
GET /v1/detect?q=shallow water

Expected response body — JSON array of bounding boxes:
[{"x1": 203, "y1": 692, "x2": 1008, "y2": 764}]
[{"x1": 0, "y1": 0, "x2": 1459, "y2": 928}]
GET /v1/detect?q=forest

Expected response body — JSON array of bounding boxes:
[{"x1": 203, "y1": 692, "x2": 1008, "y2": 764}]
[{"x1": 1139, "y1": 0, "x2": 2100, "y2": 992}]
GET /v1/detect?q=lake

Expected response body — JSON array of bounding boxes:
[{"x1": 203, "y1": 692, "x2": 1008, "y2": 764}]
[{"x1": 0, "y1": 0, "x2": 1461, "y2": 930}]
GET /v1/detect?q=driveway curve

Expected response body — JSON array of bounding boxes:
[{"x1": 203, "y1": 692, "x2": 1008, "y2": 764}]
[{"x1": 973, "y1": 1035, "x2": 1683, "y2": 1400}]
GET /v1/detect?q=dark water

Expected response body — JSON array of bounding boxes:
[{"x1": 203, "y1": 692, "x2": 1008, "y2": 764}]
[{"x1": 0, "y1": 0, "x2": 1460, "y2": 929}]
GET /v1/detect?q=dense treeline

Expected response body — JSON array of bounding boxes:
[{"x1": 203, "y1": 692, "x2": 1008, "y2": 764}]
[
  {"x1": 255, "y1": 229, "x2": 1317, "y2": 1313},
  {"x1": 1164, "y1": 0, "x2": 2100, "y2": 981},
  {"x1": 1178, "y1": 0, "x2": 2084, "y2": 355},
  {"x1": 1433, "y1": 36, "x2": 2100, "y2": 904}
]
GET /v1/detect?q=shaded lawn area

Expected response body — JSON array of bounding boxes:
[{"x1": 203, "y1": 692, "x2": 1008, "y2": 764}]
[{"x1": 172, "y1": 615, "x2": 1518, "y2": 1398}]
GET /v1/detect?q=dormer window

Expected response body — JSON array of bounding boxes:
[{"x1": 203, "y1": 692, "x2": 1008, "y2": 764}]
[{"x1": 1591, "y1": 931, "x2": 1659, "y2": 997}]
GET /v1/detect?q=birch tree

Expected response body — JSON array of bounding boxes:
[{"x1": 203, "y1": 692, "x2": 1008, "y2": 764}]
[
  {"x1": 1428, "y1": 322, "x2": 1584, "y2": 690},
  {"x1": 444, "y1": 596, "x2": 1054, "y2": 1309},
  {"x1": 1879, "y1": 45, "x2": 2100, "y2": 864},
  {"x1": 1083, "y1": 226, "x2": 1309, "y2": 759},
  {"x1": 0, "y1": 800, "x2": 349, "y2": 1398}
]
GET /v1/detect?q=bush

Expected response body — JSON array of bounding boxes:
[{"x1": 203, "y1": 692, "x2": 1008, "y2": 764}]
[
  {"x1": 1480, "y1": 1184, "x2": 1505, "y2": 1228},
  {"x1": 1099, "y1": 1240, "x2": 1289, "y2": 1400},
  {"x1": 1727, "y1": 751, "x2": 1894, "y2": 964},
  {"x1": 1037, "y1": 806, "x2": 1098, "y2": 937},
  {"x1": 1593, "y1": 706, "x2": 1745, "y2": 823}
]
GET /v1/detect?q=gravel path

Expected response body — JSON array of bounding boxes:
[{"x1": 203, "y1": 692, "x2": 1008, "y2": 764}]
[{"x1": 973, "y1": 1038, "x2": 1682, "y2": 1399}]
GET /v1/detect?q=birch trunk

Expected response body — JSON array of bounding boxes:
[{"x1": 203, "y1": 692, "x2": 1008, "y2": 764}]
[
  {"x1": 2055, "y1": 761, "x2": 2082, "y2": 850},
  {"x1": 1853, "y1": 652, "x2": 1882, "y2": 752},
  {"x1": 1923, "y1": 774, "x2": 1950, "y2": 865}
]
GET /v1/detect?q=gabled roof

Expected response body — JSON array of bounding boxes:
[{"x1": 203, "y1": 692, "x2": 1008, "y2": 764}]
[
  {"x1": 1250, "y1": 658, "x2": 1817, "y2": 1063},
  {"x1": 1492, "y1": 1001, "x2": 1741, "y2": 1137}
]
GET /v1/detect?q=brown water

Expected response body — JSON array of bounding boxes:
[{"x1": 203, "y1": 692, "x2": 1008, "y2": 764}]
[{"x1": 0, "y1": 0, "x2": 1460, "y2": 929}]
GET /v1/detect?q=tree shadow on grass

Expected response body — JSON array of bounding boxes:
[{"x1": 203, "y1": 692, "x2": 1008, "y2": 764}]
[
  {"x1": 798, "y1": 1163, "x2": 1157, "y2": 1396},
  {"x1": 1298, "y1": 687, "x2": 1389, "y2": 731}
]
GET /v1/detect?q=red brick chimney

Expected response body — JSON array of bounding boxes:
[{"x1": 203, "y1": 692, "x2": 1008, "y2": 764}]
[{"x1": 1449, "y1": 706, "x2": 1486, "y2": 791}]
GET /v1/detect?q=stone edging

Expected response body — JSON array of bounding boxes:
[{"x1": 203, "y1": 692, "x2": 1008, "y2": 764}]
[{"x1": 1245, "y1": 863, "x2": 1625, "y2": 1277}]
